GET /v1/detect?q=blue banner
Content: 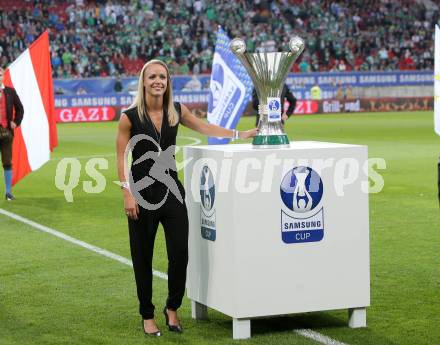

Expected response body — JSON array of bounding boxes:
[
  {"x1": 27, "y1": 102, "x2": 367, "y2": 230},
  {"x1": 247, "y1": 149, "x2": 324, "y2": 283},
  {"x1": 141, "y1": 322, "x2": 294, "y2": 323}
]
[
  {"x1": 286, "y1": 70, "x2": 433, "y2": 88},
  {"x1": 53, "y1": 71, "x2": 434, "y2": 97},
  {"x1": 53, "y1": 70, "x2": 434, "y2": 107},
  {"x1": 206, "y1": 28, "x2": 253, "y2": 144},
  {"x1": 54, "y1": 91, "x2": 210, "y2": 108},
  {"x1": 52, "y1": 88, "x2": 349, "y2": 107},
  {"x1": 53, "y1": 75, "x2": 211, "y2": 96}
]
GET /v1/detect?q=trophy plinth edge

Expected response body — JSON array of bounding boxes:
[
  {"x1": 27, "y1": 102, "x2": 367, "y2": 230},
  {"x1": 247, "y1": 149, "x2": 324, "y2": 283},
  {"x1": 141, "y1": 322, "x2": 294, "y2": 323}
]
[{"x1": 252, "y1": 134, "x2": 290, "y2": 148}]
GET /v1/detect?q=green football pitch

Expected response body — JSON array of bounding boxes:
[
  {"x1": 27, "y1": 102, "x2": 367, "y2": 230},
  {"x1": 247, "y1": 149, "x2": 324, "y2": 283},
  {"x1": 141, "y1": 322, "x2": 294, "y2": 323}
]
[{"x1": 0, "y1": 111, "x2": 439, "y2": 345}]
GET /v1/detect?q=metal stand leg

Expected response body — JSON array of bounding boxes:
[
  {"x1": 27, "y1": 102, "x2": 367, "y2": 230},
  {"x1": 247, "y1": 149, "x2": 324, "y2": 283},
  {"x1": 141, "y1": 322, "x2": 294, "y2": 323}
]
[
  {"x1": 233, "y1": 318, "x2": 251, "y2": 339},
  {"x1": 191, "y1": 300, "x2": 208, "y2": 320},
  {"x1": 348, "y1": 307, "x2": 367, "y2": 328}
]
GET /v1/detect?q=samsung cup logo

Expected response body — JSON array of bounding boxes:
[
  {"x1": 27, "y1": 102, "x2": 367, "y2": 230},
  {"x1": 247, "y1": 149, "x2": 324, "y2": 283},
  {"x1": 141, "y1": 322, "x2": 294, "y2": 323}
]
[
  {"x1": 200, "y1": 165, "x2": 216, "y2": 241},
  {"x1": 267, "y1": 97, "x2": 281, "y2": 122},
  {"x1": 280, "y1": 166, "x2": 324, "y2": 244}
]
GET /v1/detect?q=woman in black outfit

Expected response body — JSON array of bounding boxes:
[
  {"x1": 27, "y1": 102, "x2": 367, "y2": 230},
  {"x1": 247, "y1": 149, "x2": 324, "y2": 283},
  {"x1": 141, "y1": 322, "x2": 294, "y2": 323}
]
[{"x1": 116, "y1": 60, "x2": 256, "y2": 336}]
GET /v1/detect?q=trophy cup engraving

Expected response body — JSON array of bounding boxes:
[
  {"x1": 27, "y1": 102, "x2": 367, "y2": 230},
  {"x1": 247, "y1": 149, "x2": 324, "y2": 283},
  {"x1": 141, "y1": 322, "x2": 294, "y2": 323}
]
[{"x1": 230, "y1": 37, "x2": 305, "y2": 147}]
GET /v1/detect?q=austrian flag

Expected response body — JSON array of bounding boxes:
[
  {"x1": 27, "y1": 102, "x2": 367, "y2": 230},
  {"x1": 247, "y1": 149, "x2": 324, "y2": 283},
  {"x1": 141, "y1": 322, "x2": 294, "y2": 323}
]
[{"x1": 3, "y1": 31, "x2": 58, "y2": 185}]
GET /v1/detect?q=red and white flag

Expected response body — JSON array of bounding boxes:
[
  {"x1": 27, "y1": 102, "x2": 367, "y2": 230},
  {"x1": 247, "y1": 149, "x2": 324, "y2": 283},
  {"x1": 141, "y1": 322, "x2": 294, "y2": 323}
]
[{"x1": 3, "y1": 31, "x2": 58, "y2": 185}]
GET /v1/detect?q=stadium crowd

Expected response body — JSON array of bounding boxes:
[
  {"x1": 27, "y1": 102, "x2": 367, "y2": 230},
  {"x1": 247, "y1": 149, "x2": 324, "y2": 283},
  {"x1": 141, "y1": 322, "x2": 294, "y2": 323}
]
[{"x1": 0, "y1": 0, "x2": 438, "y2": 78}]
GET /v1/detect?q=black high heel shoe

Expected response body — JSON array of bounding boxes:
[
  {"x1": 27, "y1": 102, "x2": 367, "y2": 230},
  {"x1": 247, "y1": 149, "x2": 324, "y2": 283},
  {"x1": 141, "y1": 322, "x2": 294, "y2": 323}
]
[
  {"x1": 141, "y1": 319, "x2": 162, "y2": 337},
  {"x1": 163, "y1": 307, "x2": 183, "y2": 333}
]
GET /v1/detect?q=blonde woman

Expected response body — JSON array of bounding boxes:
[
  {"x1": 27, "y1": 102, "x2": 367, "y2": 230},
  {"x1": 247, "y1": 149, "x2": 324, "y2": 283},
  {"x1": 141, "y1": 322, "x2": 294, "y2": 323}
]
[{"x1": 116, "y1": 60, "x2": 256, "y2": 336}]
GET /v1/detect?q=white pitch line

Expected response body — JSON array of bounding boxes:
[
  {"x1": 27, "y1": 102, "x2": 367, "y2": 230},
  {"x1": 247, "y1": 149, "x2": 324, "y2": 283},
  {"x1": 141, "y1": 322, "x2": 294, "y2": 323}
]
[
  {"x1": 0, "y1": 207, "x2": 349, "y2": 345},
  {"x1": 0, "y1": 208, "x2": 167, "y2": 280},
  {"x1": 295, "y1": 329, "x2": 350, "y2": 345},
  {"x1": 50, "y1": 153, "x2": 116, "y2": 161},
  {"x1": 178, "y1": 136, "x2": 202, "y2": 146}
]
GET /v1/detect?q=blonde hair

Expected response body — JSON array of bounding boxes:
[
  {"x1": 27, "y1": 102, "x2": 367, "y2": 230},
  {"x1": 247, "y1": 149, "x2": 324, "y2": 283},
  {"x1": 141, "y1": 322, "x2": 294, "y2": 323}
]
[{"x1": 129, "y1": 59, "x2": 179, "y2": 126}]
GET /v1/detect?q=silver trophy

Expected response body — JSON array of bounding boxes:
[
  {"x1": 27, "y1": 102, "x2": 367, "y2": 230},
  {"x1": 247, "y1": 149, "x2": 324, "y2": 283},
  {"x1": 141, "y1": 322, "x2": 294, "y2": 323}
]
[{"x1": 230, "y1": 37, "x2": 305, "y2": 147}]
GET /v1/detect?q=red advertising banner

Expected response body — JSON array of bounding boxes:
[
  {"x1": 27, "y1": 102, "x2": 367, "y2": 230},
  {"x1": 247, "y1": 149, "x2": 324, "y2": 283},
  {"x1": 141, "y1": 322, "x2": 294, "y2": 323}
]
[
  {"x1": 54, "y1": 97, "x2": 433, "y2": 123},
  {"x1": 293, "y1": 100, "x2": 320, "y2": 115},
  {"x1": 56, "y1": 106, "x2": 116, "y2": 123}
]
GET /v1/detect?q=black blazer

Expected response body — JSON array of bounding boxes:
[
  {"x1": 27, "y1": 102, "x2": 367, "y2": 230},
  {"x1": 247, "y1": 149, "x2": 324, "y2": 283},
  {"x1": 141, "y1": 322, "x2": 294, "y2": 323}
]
[{"x1": 2, "y1": 86, "x2": 24, "y2": 129}]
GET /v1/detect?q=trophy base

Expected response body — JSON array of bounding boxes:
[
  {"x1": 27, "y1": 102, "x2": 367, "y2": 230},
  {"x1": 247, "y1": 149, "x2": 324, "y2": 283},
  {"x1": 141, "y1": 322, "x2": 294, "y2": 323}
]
[{"x1": 252, "y1": 134, "x2": 290, "y2": 148}]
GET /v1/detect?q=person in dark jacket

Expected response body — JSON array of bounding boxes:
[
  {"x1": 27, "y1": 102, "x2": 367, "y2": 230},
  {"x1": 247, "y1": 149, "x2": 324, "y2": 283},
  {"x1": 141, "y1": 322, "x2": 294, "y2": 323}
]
[
  {"x1": 0, "y1": 66, "x2": 24, "y2": 200},
  {"x1": 252, "y1": 84, "x2": 297, "y2": 126}
]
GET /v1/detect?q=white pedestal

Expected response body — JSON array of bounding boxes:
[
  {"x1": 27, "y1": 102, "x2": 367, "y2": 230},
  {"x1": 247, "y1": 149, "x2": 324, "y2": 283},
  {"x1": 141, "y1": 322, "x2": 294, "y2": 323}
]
[
  {"x1": 183, "y1": 142, "x2": 370, "y2": 339},
  {"x1": 191, "y1": 300, "x2": 208, "y2": 320},
  {"x1": 348, "y1": 307, "x2": 367, "y2": 328},
  {"x1": 233, "y1": 318, "x2": 251, "y2": 339}
]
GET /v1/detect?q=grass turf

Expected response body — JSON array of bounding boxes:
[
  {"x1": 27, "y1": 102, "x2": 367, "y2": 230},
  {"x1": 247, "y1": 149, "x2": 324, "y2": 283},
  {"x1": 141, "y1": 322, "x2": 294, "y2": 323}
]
[{"x1": 0, "y1": 111, "x2": 439, "y2": 345}]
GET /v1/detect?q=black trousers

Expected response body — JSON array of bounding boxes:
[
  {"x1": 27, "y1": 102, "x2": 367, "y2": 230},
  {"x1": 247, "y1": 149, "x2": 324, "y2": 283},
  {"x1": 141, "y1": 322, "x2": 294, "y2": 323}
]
[
  {"x1": 0, "y1": 128, "x2": 13, "y2": 169},
  {"x1": 128, "y1": 185, "x2": 189, "y2": 319}
]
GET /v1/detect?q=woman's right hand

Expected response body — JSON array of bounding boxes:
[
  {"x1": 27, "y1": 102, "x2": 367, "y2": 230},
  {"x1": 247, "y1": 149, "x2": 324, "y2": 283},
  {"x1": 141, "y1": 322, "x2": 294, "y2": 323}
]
[
  {"x1": 124, "y1": 191, "x2": 139, "y2": 220},
  {"x1": 240, "y1": 128, "x2": 259, "y2": 139}
]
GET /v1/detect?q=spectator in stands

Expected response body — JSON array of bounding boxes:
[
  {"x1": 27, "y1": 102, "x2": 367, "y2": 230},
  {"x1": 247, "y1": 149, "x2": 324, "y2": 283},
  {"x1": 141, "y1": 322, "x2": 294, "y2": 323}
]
[
  {"x1": 51, "y1": 51, "x2": 62, "y2": 71},
  {"x1": 338, "y1": 60, "x2": 347, "y2": 72},
  {"x1": 0, "y1": 1, "x2": 438, "y2": 77},
  {"x1": 298, "y1": 58, "x2": 311, "y2": 73}
]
